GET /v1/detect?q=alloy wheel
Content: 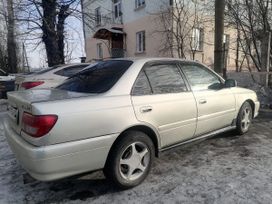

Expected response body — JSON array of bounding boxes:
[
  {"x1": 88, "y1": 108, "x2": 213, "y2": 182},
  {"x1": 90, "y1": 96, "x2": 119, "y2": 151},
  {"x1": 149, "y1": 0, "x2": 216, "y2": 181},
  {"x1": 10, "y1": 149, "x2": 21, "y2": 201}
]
[
  {"x1": 119, "y1": 142, "x2": 150, "y2": 181},
  {"x1": 241, "y1": 107, "x2": 252, "y2": 132}
]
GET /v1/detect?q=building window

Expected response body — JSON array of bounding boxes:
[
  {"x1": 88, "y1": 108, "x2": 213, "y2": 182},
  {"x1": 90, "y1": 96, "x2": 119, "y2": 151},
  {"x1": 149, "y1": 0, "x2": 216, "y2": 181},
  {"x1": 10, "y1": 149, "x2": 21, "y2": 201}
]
[
  {"x1": 95, "y1": 7, "x2": 101, "y2": 26},
  {"x1": 169, "y1": 0, "x2": 173, "y2": 6},
  {"x1": 136, "y1": 31, "x2": 145, "y2": 53},
  {"x1": 113, "y1": 0, "x2": 122, "y2": 18},
  {"x1": 97, "y1": 43, "x2": 103, "y2": 59},
  {"x1": 191, "y1": 28, "x2": 204, "y2": 51},
  {"x1": 135, "y1": 0, "x2": 145, "y2": 9}
]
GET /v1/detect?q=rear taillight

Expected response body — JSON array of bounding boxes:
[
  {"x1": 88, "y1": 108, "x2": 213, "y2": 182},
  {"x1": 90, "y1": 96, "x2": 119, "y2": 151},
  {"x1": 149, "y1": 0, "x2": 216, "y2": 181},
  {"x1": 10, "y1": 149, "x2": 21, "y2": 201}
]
[
  {"x1": 22, "y1": 112, "x2": 58, "y2": 138},
  {"x1": 21, "y1": 81, "x2": 44, "y2": 89}
]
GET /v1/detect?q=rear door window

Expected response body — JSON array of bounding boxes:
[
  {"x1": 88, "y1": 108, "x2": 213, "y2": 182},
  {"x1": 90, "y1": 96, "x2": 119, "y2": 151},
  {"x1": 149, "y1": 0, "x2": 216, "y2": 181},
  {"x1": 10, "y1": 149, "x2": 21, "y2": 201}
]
[
  {"x1": 57, "y1": 60, "x2": 133, "y2": 93},
  {"x1": 144, "y1": 63, "x2": 188, "y2": 94},
  {"x1": 132, "y1": 71, "x2": 152, "y2": 96}
]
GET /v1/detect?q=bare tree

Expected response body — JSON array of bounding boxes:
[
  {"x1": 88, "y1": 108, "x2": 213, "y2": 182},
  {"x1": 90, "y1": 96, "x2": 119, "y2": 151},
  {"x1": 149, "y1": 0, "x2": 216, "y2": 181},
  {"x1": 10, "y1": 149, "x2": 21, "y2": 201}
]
[
  {"x1": 153, "y1": 0, "x2": 210, "y2": 60},
  {"x1": 0, "y1": 0, "x2": 7, "y2": 72},
  {"x1": 11, "y1": 0, "x2": 84, "y2": 67},
  {"x1": 226, "y1": 0, "x2": 272, "y2": 85},
  {"x1": 6, "y1": 0, "x2": 18, "y2": 73},
  {"x1": 226, "y1": 0, "x2": 272, "y2": 71},
  {"x1": 0, "y1": 44, "x2": 7, "y2": 72}
]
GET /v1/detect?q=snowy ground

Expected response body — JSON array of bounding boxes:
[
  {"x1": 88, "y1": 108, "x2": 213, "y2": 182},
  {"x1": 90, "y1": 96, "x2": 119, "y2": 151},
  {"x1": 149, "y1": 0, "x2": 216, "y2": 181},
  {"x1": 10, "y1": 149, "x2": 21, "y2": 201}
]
[{"x1": 0, "y1": 110, "x2": 272, "y2": 203}]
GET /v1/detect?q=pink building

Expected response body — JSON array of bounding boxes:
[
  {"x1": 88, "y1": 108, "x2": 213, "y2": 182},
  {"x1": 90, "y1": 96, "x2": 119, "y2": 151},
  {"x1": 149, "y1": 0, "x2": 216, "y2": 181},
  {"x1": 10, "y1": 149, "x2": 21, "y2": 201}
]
[{"x1": 82, "y1": 0, "x2": 237, "y2": 70}]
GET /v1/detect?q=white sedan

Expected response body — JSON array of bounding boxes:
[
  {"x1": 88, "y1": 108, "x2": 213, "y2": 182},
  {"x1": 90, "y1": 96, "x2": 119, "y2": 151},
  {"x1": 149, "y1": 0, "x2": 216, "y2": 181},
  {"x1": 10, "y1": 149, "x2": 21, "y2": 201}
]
[
  {"x1": 15, "y1": 63, "x2": 91, "y2": 90},
  {"x1": 4, "y1": 58, "x2": 259, "y2": 189}
]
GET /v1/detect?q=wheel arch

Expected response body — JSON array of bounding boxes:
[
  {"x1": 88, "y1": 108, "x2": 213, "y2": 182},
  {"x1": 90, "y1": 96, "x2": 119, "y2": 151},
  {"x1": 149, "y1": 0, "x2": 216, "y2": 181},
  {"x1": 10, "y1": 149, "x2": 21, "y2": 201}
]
[
  {"x1": 243, "y1": 99, "x2": 255, "y2": 118},
  {"x1": 107, "y1": 125, "x2": 160, "y2": 160}
]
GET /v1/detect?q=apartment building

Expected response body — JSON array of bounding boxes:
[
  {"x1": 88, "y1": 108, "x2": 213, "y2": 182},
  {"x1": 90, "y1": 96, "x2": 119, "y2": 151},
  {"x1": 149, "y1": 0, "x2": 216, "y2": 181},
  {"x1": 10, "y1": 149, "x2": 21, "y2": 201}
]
[{"x1": 82, "y1": 0, "x2": 237, "y2": 69}]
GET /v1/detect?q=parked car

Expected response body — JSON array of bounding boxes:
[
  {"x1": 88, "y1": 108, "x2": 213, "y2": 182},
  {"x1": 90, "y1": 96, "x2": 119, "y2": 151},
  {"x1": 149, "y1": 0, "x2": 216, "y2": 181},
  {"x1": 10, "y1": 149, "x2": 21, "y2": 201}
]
[
  {"x1": 4, "y1": 58, "x2": 260, "y2": 189},
  {"x1": 15, "y1": 63, "x2": 91, "y2": 90},
  {"x1": 0, "y1": 69, "x2": 15, "y2": 98}
]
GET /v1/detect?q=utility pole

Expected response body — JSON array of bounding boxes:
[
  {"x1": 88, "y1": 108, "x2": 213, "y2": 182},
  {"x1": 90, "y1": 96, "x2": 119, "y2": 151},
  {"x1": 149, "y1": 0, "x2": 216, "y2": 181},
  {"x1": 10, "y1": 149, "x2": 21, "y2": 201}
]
[
  {"x1": 214, "y1": 0, "x2": 226, "y2": 77},
  {"x1": 6, "y1": 0, "x2": 18, "y2": 73}
]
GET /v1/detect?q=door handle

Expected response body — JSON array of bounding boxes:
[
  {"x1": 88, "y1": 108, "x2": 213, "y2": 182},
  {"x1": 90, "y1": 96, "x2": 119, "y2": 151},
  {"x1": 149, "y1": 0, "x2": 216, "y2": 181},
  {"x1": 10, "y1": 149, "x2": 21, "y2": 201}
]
[
  {"x1": 140, "y1": 106, "x2": 153, "y2": 113},
  {"x1": 199, "y1": 99, "x2": 207, "y2": 104}
]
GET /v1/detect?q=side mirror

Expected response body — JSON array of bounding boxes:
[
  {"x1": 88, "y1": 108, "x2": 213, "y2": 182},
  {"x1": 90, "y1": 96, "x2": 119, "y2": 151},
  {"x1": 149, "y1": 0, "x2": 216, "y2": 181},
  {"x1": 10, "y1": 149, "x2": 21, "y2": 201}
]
[{"x1": 225, "y1": 79, "x2": 237, "y2": 88}]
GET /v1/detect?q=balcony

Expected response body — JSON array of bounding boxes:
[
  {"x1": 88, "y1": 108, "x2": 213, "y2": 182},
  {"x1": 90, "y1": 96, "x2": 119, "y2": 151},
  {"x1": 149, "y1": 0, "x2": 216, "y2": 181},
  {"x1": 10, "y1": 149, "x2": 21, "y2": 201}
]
[{"x1": 97, "y1": 13, "x2": 123, "y2": 28}]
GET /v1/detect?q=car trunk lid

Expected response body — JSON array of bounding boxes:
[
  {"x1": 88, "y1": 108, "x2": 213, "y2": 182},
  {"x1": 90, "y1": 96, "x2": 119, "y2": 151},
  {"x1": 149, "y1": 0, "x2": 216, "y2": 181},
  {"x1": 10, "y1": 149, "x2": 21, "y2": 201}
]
[{"x1": 7, "y1": 89, "x2": 91, "y2": 136}]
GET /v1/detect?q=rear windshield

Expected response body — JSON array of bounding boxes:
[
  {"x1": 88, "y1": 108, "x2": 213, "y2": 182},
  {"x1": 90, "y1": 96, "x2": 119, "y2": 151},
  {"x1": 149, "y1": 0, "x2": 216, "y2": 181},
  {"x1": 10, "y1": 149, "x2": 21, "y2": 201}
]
[{"x1": 57, "y1": 60, "x2": 133, "y2": 93}]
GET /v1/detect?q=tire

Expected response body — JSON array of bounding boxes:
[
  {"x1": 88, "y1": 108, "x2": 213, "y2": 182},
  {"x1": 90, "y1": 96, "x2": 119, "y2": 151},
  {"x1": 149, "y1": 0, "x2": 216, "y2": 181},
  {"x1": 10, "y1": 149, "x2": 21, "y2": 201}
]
[
  {"x1": 104, "y1": 131, "x2": 155, "y2": 189},
  {"x1": 236, "y1": 101, "x2": 253, "y2": 135}
]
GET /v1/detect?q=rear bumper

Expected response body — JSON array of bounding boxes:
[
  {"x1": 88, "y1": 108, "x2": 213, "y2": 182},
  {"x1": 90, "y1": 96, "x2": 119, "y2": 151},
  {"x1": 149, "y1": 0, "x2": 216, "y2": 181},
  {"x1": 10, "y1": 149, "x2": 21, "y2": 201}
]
[{"x1": 4, "y1": 119, "x2": 118, "y2": 181}]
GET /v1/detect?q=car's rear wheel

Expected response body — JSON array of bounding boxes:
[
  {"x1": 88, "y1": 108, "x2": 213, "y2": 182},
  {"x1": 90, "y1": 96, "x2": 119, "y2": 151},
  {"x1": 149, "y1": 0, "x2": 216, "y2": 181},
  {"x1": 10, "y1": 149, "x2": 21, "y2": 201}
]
[
  {"x1": 104, "y1": 131, "x2": 155, "y2": 189},
  {"x1": 236, "y1": 101, "x2": 253, "y2": 135}
]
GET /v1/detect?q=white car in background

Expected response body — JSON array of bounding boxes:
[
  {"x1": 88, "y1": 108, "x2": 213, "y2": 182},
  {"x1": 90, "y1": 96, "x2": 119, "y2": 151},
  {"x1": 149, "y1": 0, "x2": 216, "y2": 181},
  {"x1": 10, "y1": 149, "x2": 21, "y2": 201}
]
[{"x1": 15, "y1": 63, "x2": 91, "y2": 90}]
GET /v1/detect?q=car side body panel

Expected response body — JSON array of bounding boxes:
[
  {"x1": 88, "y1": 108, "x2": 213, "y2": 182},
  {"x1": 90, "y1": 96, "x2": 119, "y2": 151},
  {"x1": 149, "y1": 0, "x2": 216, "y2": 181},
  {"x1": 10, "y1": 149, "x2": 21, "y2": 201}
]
[
  {"x1": 131, "y1": 93, "x2": 197, "y2": 147},
  {"x1": 193, "y1": 88, "x2": 236, "y2": 136}
]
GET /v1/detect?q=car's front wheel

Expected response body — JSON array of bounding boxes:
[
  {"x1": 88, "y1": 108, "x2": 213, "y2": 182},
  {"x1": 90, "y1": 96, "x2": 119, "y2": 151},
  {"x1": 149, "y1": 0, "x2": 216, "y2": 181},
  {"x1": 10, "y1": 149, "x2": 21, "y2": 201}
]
[
  {"x1": 236, "y1": 101, "x2": 253, "y2": 135},
  {"x1": 104, "y1": 131, "x2": 155, "y2": 189}
]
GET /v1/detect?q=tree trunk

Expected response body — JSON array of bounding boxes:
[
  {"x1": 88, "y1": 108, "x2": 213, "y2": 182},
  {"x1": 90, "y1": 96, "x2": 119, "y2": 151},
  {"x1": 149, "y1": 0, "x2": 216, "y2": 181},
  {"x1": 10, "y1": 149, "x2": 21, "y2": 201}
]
[
  {"x1": 57, "y1": 5, "x2": 70, "y2": 65},
  {"x1": 260, "y1": 32, "x2": 271, "y2": 87},
  {"x1": 42, "y1": 0, "x2": 63, "y2": 67},
  {"x1": 214, "y1": 0, "x2": 226, "y2": 75},
  {"x1": 235, "y1": 23, "x2": 240, "y2": 72},
  {"x1": 6, "y1": 0, "x2": 17, "y2": 73},
  {"x1": 0, "y1": 46, "x2": 7, "y2": 72}
]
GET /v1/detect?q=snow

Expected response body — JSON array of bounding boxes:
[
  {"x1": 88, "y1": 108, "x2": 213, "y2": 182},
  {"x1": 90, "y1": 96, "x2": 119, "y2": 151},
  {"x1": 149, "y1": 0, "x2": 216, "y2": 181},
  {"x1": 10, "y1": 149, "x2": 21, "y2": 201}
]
[{"x1": 0, "y1": 110, "x2": 272, "y2": 203}]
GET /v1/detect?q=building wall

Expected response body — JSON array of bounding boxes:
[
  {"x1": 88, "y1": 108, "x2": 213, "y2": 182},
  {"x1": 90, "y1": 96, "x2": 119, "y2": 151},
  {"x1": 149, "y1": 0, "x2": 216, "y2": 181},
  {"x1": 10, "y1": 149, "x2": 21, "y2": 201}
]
[
  {"x1": 83, "y1": 0, "x2": 169, "y2": 61},
  {"x1": 124, "y1": 14, "x2": 169, "y2": 58},
  {"x1": 82, "y1": 0, "x2": 239, "y2": 71}
]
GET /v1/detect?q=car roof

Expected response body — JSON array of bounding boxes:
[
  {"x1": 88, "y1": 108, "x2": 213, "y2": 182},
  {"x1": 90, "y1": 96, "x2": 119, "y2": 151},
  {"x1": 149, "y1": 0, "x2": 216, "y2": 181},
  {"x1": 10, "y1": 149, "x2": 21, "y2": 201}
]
[
  {"x1": 105, "y1": 57, "x2": 201, "y2": 64},
  {"x1": 33, "y1": 63, "x2": 92, "y2": 75}
]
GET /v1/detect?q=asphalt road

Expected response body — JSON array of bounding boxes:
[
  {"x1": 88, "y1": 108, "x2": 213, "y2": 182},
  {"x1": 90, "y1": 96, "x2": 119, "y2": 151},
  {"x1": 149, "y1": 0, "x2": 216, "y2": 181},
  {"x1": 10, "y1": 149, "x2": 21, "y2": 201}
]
[{"x1": 0, "y1": 111, "x2": 272, "y2": 204}]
